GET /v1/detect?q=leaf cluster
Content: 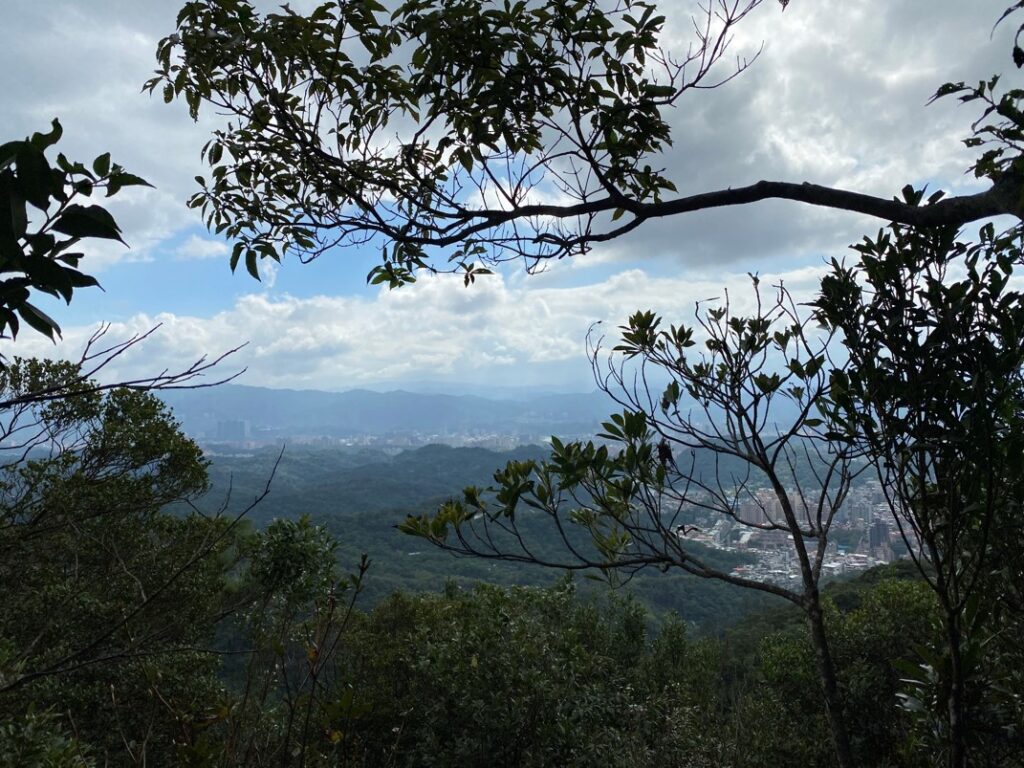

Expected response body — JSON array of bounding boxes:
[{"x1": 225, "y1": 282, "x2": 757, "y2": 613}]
[
  {"x1": 148, "y1": 0, "x2": 765, "y2": 279},
  {"x1": 0, "y1": 120, "x2": 149, "y2": 345}
]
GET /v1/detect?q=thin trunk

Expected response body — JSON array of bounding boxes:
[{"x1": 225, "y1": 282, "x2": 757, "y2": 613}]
[
  {"x1": 945, "y1": 609, "x2": 967, "y2": 768},
  {"x1": 931, "y1": 529, "x2": 968, "y2": 768},
  {"x1": 806, "y1": 598, "x2": 854, "y2": 768},
  {"x1": 772, "y1": 472, "x2": 853, "y2": 768}
]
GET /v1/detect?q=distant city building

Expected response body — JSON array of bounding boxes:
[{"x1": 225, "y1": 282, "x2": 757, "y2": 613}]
[
  {"x1": 739, "y1": 488, "x2": 782, "y2": 526},
  {"x1": 868, "y1": 518, "x2": 894, "y2": 563},
  {"x1": 216, "y1": 419, "x2": 250, "y2": 442},
  {"x1": 869, "y1": 518, "x2": 889, "y2": 550}
]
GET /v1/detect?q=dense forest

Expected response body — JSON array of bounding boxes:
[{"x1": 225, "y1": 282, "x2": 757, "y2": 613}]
[
  {"x1": 197, "y1": 444, "x2": 769, "y2": 629},
  {"x1": 0, "y1": 368, "x2": 984, "y2": 766},
  {"x1": 4, "y1": 0, "x2": 1024, "y2": 766}
]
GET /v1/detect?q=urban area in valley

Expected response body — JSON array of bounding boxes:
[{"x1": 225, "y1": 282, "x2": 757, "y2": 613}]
[{"x1": 178, "y1": 385, "x2": 904, "y2": 590}]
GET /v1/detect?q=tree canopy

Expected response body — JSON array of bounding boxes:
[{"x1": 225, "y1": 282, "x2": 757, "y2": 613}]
[{"x1": 152, "y1": 0, "x2": 1024, "y2": 286}]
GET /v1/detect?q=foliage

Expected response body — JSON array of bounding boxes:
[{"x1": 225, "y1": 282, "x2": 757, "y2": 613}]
[
  {"x1": 731, "y1": 578, "x2": 937, "y2": 768},
  {"x1": 196, "y1": 516, "x2": 367, "y2": 768},
  {"x1": 0, "y1": 360, "x2": 229, "y2": 762},
  {"x1": 401, "y1": 279, "x2": 867, "y2": 766},
  {"x1": 0, "y1": 122, "x2": 239, "y2": 407},
  {"x1": 2, "y1": 2, "x2": 1012, "y2": 765},
  {"x1": 402, "y1": 281, "x2": 853, "y2": 594},
  {"x1": 0, "y1": 359, "x2": 320, "y2": 766},
  {"x1": 217, "y1": 567, "x2": 978, "y2": 768},
  {"x1": 151, "y1": 0, "x2": 1024, "y2": 287},
  {"x1": 146, "y1": 0, "x2": 793, "y2": 283},
  {"x1": 815, "y1": 199, "x2": 1024, "y2": 767},
  {"x1": 0, "y1": 120, "x2": 150, "y2": 344},
  {"x1": 336, "y1": 581, "x2": 725, "y2": 768},
  {"x1": 194, "y1": 443, "x2": 767, "y2": 629},
  {"x1": 932, "y1": 1, "x2": 1024, "y2": 192},
  {"x1": 0, "y1": 709, "x2": 94, "y2": 768},
  {"x1": 0, "y1": 408, "x2": 993, "y2": 768}
]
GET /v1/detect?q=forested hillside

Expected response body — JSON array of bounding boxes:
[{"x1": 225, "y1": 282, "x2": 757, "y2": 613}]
[{"x1": 198, "y1": 444, "x2": 770, "y2": 630}]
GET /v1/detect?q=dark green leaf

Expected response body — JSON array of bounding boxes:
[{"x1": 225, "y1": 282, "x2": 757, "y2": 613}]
[
  {"x1": 24, "y1": 257, "x2": 74, "y2": 302},
  {"x1": 17, "y1": 300, "x2": 60, "y2": 339},
  {"x1": 16, "y1": 145, "x2": 54, "y2": 210},
  {"x1": 6, "y1": 187, "x2": 28, "y2": 239},
  {"x1": 92, "y1": 152, "x2": 111, "y2": 177},
  {"x1": 106, "y1": 172, "x2": 152, "y2": 197},
  {"x1": 52, "y1": 204, "x2": 125, "y2": 242},
  {"x1": 28, "y1": 118, "x2": 63, "y2": 151},
  {"x1": 245, "y1": 249, "x2": 261, "y2": 280}
]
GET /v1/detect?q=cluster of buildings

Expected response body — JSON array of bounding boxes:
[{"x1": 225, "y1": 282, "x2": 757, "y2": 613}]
[
  {"x1": 677, "y1": 479, "x2": 906, "y2": 586},
  {"x1": 204, "y1": 421, "x2": 907, "y2": 589},
  {"x1": 206, "y1": 419, "x2": 552, "y2": 451}
]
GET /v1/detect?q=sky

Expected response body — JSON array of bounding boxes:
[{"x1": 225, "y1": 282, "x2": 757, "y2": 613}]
[{"x1": 0, "y1": 0, "x2": 1017, "y2": 393}]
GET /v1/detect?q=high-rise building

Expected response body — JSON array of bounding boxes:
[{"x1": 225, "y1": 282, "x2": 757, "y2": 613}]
[{"x1": 216, "y1": 419, "x2": 250, "y2": 442}]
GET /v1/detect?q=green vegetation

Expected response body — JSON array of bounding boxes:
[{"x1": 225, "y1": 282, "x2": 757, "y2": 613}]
[
  {"x1": 197, "y1": 443, "x2": 767, "y2": 629},
  {"x1": 2, "y1": 1, "x2": 1024, "y2": 765},
  {"x1": 5, "y1": 355, "x2": 1015, "y2": 767},
  {"x1": 403, "y1": 278, "x2": 867, "y2": 762},
  {"x1": 3, "y1": 382, "x2": 1018, "y2": 766},
  {"x1": 0, "y1": 120, "x2": 149, "y2": 347},
  {"x1": 816, "y1": 203, "x2": 1024, "y2": 767},
  {"x1": 151, "y1": 0, "x2": 1023, "y2": 285}
]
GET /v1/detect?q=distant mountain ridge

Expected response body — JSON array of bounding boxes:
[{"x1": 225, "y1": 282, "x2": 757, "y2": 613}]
[{"x1": 159, "y1": 384, "x2": 615, "y2": 439}]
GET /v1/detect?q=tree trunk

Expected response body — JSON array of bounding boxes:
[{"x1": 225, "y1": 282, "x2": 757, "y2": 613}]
[
  {"x1": 945, "y1": 610, "x2": 968, "y2": 768},
  {"x1": 806, "y1": 599, "x2": 854, "y2": 768}
]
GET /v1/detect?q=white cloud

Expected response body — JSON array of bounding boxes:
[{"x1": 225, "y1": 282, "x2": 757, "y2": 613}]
[
  {"x1": 6, "y1": 266, "x2": 829, "y2": 390},
  {"x1": 595, "y1": 0, "x2": 1014, "y2": 268},
  {"x1": 0, "y1": 1, "x2": 220, "y2": 270},
  {"x1": 175, "y1": 235, "x2": 231, "y2": 261},
  {"x1": 0, "y1": 0, "x2": 1017, "y2": 390}
]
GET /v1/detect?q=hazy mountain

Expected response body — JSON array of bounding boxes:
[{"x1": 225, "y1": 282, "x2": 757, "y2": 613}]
[{"x1": 159, "y1": 384, "x2": 616, "y2": 440}]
